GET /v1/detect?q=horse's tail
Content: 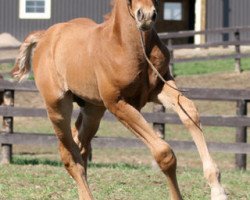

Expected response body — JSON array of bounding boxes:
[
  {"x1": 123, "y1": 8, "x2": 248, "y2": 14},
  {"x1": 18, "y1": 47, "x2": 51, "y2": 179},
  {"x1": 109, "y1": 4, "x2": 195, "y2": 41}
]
[{"x1": 12, "y1": 30, "x2": 45, "y2": 82}]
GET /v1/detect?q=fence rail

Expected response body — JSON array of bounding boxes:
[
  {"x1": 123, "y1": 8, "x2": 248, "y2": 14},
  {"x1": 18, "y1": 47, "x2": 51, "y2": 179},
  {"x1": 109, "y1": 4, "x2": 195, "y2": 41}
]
[
  {"x1": 0, "y1": 80, "x2": 249, "y2": 169},
  {"x1": 158, "y1": 26, "x2": 250, "y2": 39}
]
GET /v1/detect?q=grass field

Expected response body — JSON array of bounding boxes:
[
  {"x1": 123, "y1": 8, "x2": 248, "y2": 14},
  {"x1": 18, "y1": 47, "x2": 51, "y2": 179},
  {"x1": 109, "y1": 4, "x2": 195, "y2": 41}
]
[
  {"x1": 1, "y1": 57, "x2": 250, "y2": 199},
  {"x1": 0, "y1": 153, "x2": 249, "y2": 200}
]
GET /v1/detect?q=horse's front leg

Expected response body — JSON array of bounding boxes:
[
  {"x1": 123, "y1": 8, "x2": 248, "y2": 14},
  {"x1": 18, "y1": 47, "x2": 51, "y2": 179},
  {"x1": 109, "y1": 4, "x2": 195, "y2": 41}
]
[
  {"x1": 102, "y1": 94, "x2": 183, "y2": 200},
  {"x1": 156, "y1": 80, "x2": 227, "y2": 200}
]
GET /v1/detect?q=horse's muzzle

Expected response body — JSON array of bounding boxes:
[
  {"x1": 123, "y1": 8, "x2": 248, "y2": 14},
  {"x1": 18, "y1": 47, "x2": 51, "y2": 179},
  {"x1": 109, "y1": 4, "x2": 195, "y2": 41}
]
[{"x1": 135, "y1": 8, "x2": 157, "y2": 31}]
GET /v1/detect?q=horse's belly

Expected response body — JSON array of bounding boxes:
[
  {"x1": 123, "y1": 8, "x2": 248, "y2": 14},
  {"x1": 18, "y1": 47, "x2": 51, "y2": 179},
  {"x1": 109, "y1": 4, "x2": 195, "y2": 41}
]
[
  {"x1": 52, "y1": 34, "x2": 103, "y2": 105},
  {"x1": 71, "y1": 85, "x2": 103, "y2": 106},
  {"x1": 66, "y1": 68, "x2": 103, "y2": 106}
]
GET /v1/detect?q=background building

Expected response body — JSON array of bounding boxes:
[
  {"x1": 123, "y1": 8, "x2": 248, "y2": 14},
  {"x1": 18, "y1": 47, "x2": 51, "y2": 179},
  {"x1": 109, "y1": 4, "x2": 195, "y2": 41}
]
[
  {"x1": 0, "y1": 0, "x2": 250, "y2": 44},
  {"x1": 0, "y1": 0, "x2": 110, "y2": 41}
]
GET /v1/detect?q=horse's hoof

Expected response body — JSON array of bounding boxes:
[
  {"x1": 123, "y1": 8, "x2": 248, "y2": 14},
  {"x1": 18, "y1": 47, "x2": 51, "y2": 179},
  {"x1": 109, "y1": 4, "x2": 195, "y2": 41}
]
[{"x1": 211, "y1": 186, "x2": 227, "y2": 200}]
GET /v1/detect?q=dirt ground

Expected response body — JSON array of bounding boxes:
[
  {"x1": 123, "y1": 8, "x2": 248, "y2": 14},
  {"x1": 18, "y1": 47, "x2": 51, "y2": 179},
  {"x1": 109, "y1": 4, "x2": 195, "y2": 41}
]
[
  {"x1": 174, "y1": 46, "x2": 250, "y2": 59},
  {"x1": 175, "y1": 70, "x2": 250, "y2": 89}
]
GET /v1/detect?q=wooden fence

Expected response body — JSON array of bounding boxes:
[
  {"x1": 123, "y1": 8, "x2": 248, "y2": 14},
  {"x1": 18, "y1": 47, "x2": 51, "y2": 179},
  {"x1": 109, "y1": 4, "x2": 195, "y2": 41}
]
[
  {"x1": 158, "y1": 26, "x2": 250, "y2": 75},
  {"x1": 0, "y1": 26, "x2": 250, "y2": 169},
  {"x1": 0, "y1": 80, "x2": 249, "y2": 169}
]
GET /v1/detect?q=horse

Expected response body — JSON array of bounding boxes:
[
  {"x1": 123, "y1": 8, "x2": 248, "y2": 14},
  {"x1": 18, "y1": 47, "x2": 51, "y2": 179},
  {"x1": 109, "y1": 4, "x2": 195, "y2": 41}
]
[{"x1": 12, "y1": 0, "x2": 227, "y2": 199}]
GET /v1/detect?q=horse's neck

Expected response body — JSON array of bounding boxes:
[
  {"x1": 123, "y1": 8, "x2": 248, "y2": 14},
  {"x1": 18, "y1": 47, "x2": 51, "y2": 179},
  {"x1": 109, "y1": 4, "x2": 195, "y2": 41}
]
[{"x1": 108, "y1": 0, "x2": 152, "y2": 49}]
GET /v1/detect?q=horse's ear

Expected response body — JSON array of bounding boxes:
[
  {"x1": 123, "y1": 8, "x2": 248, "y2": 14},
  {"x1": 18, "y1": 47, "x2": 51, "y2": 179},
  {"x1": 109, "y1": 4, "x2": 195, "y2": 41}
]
[{"x1": 127, "y1": 0, "x2": 132, "y2": 5}]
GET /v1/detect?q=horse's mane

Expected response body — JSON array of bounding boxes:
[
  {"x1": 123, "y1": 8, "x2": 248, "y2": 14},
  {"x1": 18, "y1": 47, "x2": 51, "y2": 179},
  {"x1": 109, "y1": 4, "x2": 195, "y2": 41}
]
[{"x1": 103, "y1": 0, "x2": 115, "y2": 21}]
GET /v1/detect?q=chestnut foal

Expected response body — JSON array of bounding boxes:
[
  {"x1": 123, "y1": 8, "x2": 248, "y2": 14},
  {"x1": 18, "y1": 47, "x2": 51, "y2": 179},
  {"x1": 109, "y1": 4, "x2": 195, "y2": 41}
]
[{"x1": 12, "y1": 0, "x2": 227, "y2": 199}]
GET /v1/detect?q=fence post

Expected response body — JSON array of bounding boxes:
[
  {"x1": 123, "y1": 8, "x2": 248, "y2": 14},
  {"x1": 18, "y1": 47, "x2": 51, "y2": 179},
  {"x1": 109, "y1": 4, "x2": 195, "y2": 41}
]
[
  {"x1": 153, "y1": 104, "x2": 165, "y2": 139},
  {"x1": 168, "y1": 39, "x2": 174, "y2": 77},
  {"x1": 235, "y1": 100, "x2": 247, "y2": 170},
  {"x1": 1, "y1": 90, "x2": 14, "y2": 164},
  {"x1": 234, "y1": 30, "x2": 242, "y2": 73}
]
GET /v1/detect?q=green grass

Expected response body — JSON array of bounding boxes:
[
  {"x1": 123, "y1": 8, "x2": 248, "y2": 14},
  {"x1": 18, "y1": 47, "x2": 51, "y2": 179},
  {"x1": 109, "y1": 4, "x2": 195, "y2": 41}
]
[
  {"x1": 0, "y1": 63, "x2": 12, "y2": 73},
  {"x1": 0, "y1": 157, "x2": 249, "y2": 200},
  {"x1": 174, "y1": 58, "x2": 250, "y2": 76}
]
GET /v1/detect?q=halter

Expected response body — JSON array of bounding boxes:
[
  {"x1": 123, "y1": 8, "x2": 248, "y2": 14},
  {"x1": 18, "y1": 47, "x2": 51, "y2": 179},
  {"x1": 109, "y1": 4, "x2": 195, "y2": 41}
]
[{"x1": 139, "y1": 31, "x2": 167, "y2": 84}]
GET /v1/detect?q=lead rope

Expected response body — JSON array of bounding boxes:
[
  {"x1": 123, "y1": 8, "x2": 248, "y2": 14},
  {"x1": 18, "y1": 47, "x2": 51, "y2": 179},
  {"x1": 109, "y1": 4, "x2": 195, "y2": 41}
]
[
  {"x1": 126, "y1": 2, "x2": 187, "y2": 93},
  {"x1": 139, "y1": 31, "x2": 167, "y2": 84},
  {"x1": 139, "y1": 30, "x2": 188, "y2": 93}
]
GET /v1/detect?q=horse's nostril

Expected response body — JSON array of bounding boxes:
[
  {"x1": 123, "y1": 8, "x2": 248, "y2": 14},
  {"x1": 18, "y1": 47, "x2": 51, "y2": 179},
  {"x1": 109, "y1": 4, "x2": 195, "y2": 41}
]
[
  {"x1": 152, "y1": 10, "x2": 157, "y2": 21},
  {"x1": 137, "y1": 9, "x2": 144, "y2": 21}
]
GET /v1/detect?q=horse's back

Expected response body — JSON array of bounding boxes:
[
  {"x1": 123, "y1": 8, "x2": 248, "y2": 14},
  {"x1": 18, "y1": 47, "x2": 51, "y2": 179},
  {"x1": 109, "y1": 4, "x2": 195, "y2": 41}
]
[{"x1": 68, "y1": 18, "x2": 97, "y2": 26}]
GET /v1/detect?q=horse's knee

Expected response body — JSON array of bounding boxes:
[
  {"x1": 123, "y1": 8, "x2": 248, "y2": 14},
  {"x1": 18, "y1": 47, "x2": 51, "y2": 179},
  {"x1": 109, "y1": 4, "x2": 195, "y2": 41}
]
[
  {"x1": 179, "y1": 97, "x2": 200, "y2": 128},
  {"x1": 153, "y1": 143, "x2": 177, "y2": 172}
]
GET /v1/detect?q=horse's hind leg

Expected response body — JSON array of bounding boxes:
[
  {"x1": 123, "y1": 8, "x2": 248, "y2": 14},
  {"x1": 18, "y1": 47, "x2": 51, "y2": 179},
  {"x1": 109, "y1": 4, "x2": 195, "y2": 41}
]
[
  {"x1": 72, "y1": 103, "x2": 106, "y2": 175},
  {"x1": 101, "y1": 98, "x2": 182, "y2": 199},
  {"x1": 44, "y1": 93, "x2": 94, "y2": 200},
  {"x1": 157, "y1": 80, "x2": 227, "y2": 200}
]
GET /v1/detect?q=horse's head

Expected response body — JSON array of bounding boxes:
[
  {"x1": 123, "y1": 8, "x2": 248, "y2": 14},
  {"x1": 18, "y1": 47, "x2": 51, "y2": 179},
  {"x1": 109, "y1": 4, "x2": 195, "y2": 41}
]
[{"x1": 127, "y1": 0, "x2": 159, "y2": 31}]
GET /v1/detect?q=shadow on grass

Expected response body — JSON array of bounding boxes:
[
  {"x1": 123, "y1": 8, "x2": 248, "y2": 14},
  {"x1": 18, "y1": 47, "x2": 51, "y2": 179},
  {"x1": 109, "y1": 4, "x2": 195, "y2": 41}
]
[
  {"x1": 13, "y1": 157, "x2": 63, "y2": 166},
  {"x1": 89, "y1": 162, "x2": 149, "y2": 170},
  {"x1": 12, "y1": 157, "x2": 149, "y2": 170}
]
